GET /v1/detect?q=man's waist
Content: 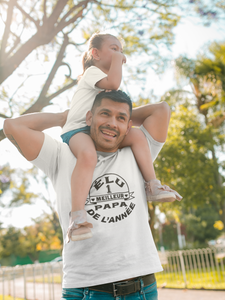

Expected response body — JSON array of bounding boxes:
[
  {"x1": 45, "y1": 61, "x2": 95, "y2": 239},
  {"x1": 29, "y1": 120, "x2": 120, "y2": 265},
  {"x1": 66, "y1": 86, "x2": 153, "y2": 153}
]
[{"x1": 88, "y1": 273, "x2": 156, "y2": 297}]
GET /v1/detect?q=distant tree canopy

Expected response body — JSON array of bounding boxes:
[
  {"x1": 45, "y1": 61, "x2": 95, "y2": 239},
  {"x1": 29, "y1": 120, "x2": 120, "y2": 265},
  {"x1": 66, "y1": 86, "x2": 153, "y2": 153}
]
[
  {"x1": 154, "y1": 39, "x2": 225, "y2": 247},
  {"x1": 0, "y1": 213, "x2": 62, "y2": 262}
]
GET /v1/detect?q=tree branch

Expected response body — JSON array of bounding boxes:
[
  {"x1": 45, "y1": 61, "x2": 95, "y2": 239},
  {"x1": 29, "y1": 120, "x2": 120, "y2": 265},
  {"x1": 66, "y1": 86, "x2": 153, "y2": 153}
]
[
  {"x1": 0, "y1": 113, "x2": 10, "y2": 119},
  {"x1": 38, "y1": 35, "x2": 70, "y2": 99},
  {"x1": 0, "y1": 0, "x2": 93, "y2": 85},
  {"x1": 56, "y1": 7, "x2": 85, "y2": 34},
  {"x1": 21, "y1": 80, "x2": 77, "y2": 115},
  {"x1": 20, "y1": 35, "x2": 77, "y2": 114},
  {"x1": 53, "y1": 0, "x2": 90, "y2": 36},
  {"x1": 44, "y1": 0, "x2": 68, "y2": 27},
  {"x1": 43, "y1": 0, "x2": 47, "y2": 22},
  {"x1": 0, "y1": 0, "x2": 17, "y2": 62},
  {"x1": 60, "y1": 0, "x2": 90, "y2": 23},
  {"x1": 46, "y1": 79, "x2": 77, "y2": 102},
  {"x1": 5, "y1": 33, "x2": 20, "y2": 58},
  {"x1": 60, "y1": 62, "x2": 72, "y2": 78},
  {"x1": 15, "y1": 3, "x2": 40, "y2": 29}
]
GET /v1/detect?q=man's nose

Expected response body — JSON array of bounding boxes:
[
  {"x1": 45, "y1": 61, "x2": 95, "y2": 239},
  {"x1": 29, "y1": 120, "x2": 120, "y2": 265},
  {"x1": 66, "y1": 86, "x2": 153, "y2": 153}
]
[{"x1": 107, "y1": 116, "x2": 117, "y2": 128}]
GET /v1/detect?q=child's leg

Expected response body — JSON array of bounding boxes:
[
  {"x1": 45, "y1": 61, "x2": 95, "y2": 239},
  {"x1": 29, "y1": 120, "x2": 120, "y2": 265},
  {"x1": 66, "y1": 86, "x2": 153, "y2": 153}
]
[
  {"x1": 67, "y1": 133, "x2": 97, "y2": 242},
  {"x1": 120, "y1": 128, "x2": 155, "y2": 181},
  {"x1": 69, "y1": 133, "x2": 97, "y2": 211},
  {"x1": 120, "y1": 128, "x2": 181, "y2": 202}
]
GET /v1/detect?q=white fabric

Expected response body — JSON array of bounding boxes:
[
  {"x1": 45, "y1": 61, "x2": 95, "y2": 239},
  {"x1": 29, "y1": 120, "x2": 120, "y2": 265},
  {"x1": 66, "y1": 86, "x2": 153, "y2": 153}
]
[
  {"x1": 61, "y1": 66, "x2": 107, "y2": 135},
  {"x1": 31, "y1": 126, "x2": 164, "y2": 288}
]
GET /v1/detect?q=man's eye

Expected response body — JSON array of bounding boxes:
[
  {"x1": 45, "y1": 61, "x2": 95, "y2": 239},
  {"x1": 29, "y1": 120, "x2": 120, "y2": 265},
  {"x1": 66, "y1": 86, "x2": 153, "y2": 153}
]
[
  {"x1": 112, "y1": 47, "x2": 117, "y2": 51},
  {"x1": 119, "y1": 116, "x2": 125, "y2": 121},
  {"x1": 102, "y1": 112, "x2": 109, "y2": 115}
]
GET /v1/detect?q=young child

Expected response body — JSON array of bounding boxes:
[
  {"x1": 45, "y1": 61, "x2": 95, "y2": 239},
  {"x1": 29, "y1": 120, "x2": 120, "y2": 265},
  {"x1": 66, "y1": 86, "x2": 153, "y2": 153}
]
[{"x1": 61, "y1": 32, "x2": 182, "y2": 242}]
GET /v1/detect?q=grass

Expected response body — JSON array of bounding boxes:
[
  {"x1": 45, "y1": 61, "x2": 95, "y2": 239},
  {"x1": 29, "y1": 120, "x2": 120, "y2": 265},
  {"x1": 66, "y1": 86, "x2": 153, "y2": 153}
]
[
  {"x1": 156, "y1": 268, "x2": 225, "y2": 290},
  {"x1": 0, "y1": 296, "x2": 24, "y2": 300},
  {"x1": 27, "y1": 274, "x2": 62, "y2": 284}
]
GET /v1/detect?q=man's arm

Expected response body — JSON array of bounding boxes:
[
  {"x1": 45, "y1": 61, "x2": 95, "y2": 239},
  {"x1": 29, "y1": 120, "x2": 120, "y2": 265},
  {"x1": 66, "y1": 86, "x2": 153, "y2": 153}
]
[
  {"x1": 131, "y1": 101, "x2": 171, "y2": 143},
  {"x1": 3, "y1": 111, "x2": 68, "y2": 161}
]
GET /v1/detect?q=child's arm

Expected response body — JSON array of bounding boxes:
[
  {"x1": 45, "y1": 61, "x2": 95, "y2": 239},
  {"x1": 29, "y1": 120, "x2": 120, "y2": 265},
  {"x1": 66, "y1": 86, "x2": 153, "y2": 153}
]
[{"x1": 95, "y1": 52, "x2": 126, "y2": 90}]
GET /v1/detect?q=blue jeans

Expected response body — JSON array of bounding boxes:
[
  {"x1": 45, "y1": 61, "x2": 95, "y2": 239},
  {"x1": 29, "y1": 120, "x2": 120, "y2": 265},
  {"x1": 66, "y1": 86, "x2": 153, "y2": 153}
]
[{"x1": 61, "y1": 280, "x2": 158, "y2": 300}]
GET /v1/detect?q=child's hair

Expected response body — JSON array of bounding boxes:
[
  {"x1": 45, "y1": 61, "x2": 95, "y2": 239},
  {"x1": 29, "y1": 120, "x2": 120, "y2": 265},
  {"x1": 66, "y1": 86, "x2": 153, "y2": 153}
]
[{"x1": 81, "y1": 32, "x2": 117, "y2": 75}]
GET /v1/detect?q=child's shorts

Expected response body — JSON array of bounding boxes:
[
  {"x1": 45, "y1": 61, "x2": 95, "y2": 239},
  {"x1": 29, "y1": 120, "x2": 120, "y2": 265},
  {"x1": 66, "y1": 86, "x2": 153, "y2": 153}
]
[{"x1": 61, "y1": 126, "x2": 90, "y2": 145}]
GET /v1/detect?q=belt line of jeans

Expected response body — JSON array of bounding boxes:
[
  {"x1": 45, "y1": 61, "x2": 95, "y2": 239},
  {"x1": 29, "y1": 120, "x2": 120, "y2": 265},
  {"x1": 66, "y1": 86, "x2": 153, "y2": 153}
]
[{"x1": 88, "y1": 273, "x2": 156, "y2": 297}]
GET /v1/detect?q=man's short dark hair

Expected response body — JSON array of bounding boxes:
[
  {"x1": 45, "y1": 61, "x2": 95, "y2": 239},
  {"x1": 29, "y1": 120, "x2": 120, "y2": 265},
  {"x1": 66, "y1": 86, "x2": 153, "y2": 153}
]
[{"x1": 92, "y1": 90, "x2": 132, "y2": 117}]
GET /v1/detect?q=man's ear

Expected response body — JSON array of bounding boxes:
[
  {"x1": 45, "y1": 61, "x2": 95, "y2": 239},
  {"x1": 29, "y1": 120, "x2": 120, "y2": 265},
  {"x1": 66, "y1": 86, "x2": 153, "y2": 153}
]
[
  {"x1": 86, "y1": 110, "x2": 93, "y2": 126},
  {"x1": 125, "y1": 120, "x2": 132, "y2": 136},
  {"x1": 91, "y1": 48, "x2": 100, "y2": 61}
]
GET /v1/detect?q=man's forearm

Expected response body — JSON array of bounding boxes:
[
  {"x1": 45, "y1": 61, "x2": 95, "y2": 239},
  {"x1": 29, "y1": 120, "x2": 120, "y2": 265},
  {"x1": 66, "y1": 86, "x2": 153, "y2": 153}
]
[
  {"x1": 3, "y1": 111, "x2": 68, "y2": 161},
  {"x1": 131, "y1": 101, "x2": 170, "y2": 143},
  {"x1": 131, "y1": 102, "x2": 169, "y2": 127},
  {"x1": 4, "y1": 111, "x2": 67, "y2": 133}
]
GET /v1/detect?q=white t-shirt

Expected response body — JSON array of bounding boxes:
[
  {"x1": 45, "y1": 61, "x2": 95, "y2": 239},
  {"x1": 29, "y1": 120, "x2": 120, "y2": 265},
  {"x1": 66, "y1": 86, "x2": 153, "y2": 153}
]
[
  {"x1": 32, "y1": 125, "x2": 163, "y2": 288},
  {"x1": 61, "y1": 66, "x2": 107, "y2": 135}
]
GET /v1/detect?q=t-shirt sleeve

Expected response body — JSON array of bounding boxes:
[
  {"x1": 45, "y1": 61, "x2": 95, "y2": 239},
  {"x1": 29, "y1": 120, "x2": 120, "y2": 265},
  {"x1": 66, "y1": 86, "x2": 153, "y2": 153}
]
[
  {"x1": 31, "y1": 133, "x2": 60, "y2": 183},
  {"x1": 83, "y1": 66, "x2": 107, "y2": 90},
  {"x1": 140, "y1": 125, "x2": 164, "y2": 162}
]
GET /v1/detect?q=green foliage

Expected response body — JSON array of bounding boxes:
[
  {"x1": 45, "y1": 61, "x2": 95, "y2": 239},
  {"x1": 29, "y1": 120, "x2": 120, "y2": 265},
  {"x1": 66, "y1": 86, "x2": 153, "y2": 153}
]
[
  {"x1": 0, "y1": 214, "x2": 62, "y2": 263},
  {"x1": 0, "y1": 164, "x2": 11, "y2": 199},
  {"x1": 0, "y1": 227, "x2": 27, "y2": 258},
  {"x1": 155, "y1": 105, "x2": 222, "y2": 209},
  {"x1": 185, "y1": 0, "x2": 225, "y2": 26},
  {"x1": 183, "y1": 204, "x2": 221, "y2": 247},
  {"x1": 175, "y1": 41, "x2": 225, "y2": 129}
]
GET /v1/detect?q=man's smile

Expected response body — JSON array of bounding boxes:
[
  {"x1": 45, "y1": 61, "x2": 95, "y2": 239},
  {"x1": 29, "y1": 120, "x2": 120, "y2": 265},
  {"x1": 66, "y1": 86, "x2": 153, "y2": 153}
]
[
  {"x1": 100, "y1": 128, "x2": 118, "y2": 138},
  {"x1": 87, "y1": 98, "x2": 132, "y2": 152}
]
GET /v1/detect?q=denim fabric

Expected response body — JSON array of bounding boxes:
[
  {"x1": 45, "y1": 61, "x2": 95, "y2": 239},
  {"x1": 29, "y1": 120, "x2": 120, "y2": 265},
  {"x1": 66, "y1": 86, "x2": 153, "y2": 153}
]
[
  {"x1": 61, "y1": 126, "x2": 90, "y2": 145},
  {"x1": 61, "y1": 280, "x2": 158, "y2": 300}
]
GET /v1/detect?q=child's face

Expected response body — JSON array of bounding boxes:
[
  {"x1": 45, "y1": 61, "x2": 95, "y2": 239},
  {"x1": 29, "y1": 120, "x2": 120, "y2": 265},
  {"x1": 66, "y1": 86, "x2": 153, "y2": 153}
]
[{"x1": 96, "y1": 36, "x2": 123, "y2": 70}]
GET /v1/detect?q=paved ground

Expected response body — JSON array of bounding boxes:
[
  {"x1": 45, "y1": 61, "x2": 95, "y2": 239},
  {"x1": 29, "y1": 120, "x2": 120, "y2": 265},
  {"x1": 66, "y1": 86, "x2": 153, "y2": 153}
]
[{"x1": 158, "y1": 288, "x2": 225, "y2": 300}]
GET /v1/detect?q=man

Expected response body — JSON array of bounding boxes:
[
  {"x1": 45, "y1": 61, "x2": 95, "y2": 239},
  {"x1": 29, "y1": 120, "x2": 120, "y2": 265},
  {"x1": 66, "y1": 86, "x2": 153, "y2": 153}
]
[{"x1": 4, "y1": 90, "x2": 171, "y2": 300}]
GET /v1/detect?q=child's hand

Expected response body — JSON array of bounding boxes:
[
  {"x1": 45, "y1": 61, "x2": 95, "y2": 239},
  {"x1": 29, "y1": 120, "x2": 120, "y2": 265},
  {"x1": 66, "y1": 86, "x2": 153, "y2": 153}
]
[{"x1": 112, "y1": 51, "x2": 126, "y2": 65}]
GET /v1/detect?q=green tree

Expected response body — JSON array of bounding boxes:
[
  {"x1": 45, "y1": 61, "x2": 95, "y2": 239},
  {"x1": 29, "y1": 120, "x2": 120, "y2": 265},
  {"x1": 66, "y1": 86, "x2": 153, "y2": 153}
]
[
  {"x1": 174, "y1": 40, "x2": 225, "y2": 229},
  {"x1": 0, "y1": 226, "x2": 26, "y2": 258},
  {"x1": 184, "y1": 204, "x2": 221, "y2": 248},
  {"x1": 153, "y1": 90, "x2": 225, "y2": 247},
  {"x1": 0, "y1": 214, "x2": 62, "y2": 263}
]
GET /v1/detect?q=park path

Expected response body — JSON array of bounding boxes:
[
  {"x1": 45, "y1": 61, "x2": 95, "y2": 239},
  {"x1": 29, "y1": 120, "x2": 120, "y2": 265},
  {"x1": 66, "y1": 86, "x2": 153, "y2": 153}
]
[{"x1": 158, "y1": 288, "x2": 225, "y2": 300}]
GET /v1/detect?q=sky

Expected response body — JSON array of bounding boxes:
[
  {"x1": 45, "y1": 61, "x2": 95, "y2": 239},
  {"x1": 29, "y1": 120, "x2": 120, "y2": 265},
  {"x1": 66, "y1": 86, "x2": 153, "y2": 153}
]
[{"x1": 0, "y1": 16, "x2": 224, "y2": 228}]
